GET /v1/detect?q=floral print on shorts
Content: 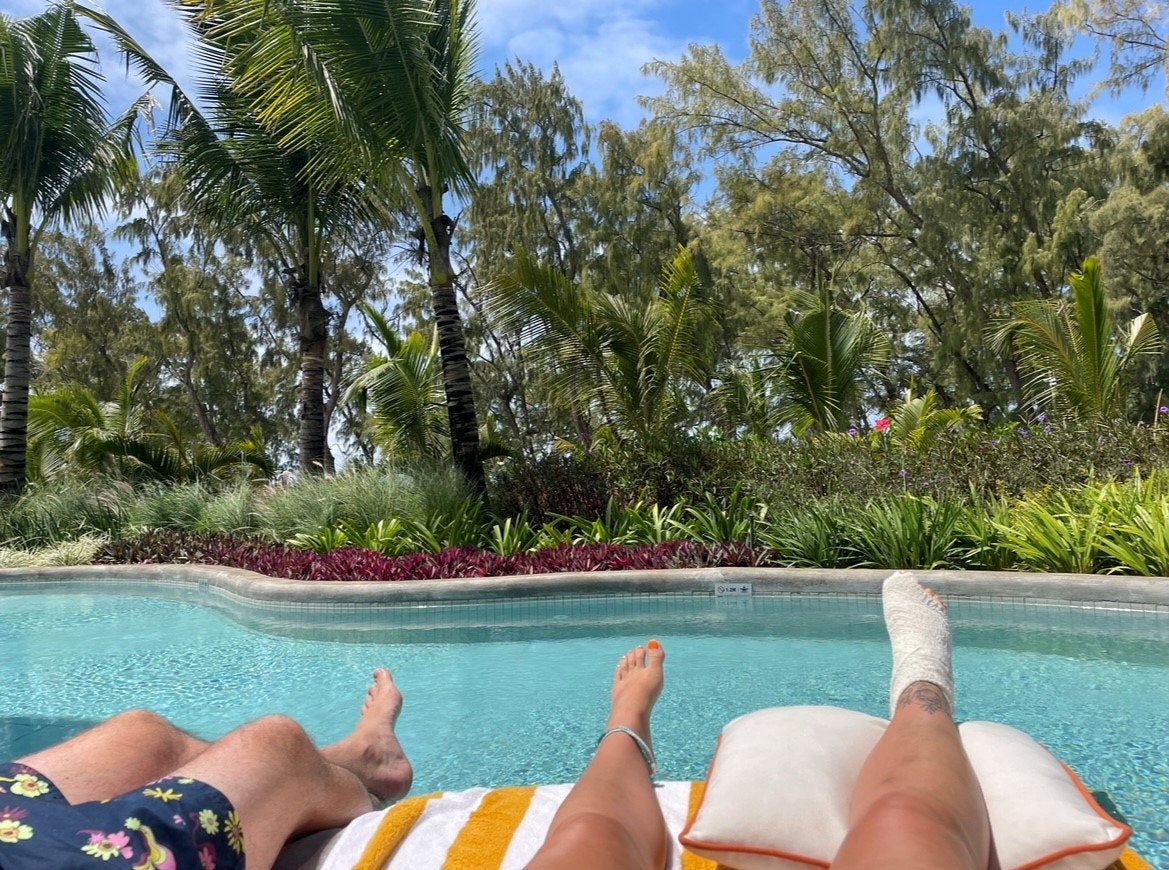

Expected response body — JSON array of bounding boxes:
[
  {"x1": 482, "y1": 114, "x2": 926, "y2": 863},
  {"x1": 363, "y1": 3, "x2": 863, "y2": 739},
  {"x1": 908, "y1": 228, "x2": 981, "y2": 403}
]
[{"x1": 0, "y1": 762, "x2": 245, "y2": 869}]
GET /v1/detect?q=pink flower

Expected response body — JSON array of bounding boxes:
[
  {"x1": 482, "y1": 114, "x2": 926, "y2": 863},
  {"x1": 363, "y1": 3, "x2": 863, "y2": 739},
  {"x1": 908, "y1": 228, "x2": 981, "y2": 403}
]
[
  {"x1": 81, "y1": 829, "x2": 132, "y2": 860},
  {"x1": 875, "y1": 417, "x2": 891, "y2": 432},
  {"x1": 0, "y1": 807, "x2": 26, "y2": 822},
  {"x1": 199, "y1": 842, "x2": 217, "y2": 870}
]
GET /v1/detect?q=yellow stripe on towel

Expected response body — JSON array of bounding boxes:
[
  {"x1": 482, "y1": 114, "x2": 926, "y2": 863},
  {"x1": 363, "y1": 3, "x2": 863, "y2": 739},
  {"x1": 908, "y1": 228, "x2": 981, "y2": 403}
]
[
  {"x1": 441, "y1": 785, "x2": 538, "y2": 870},
  {"x1": 1111, "y1": 848, "x2": 1153, "y2": 870},
  {"x1": 353, "y1": 794, "x2": 437, "y2": 870},
  {"x1": 681, "y1": 781, "x2": 727, "y2": 870}
]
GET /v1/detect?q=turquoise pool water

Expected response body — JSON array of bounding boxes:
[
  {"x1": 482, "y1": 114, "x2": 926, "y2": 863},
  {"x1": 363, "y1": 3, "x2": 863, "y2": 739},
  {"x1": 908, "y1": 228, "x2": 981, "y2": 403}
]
[{"x1": 1, "y1": 584, "x2": 1167, "y2": 865}]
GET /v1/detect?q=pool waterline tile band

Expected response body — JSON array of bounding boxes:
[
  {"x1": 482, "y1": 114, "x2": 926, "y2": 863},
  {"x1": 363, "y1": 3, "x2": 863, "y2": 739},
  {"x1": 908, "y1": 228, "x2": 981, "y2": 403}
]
[{"x1": 1, "y1": 563, "x2": 1167, "y2": 610}]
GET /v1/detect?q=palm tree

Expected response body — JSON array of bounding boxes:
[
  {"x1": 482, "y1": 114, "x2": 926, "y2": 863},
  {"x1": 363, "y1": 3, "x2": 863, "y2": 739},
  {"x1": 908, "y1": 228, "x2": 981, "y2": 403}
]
[
  {"x1": 773, "y1": 287, "x2": 890, "y2": 435},
  {"x1": 122, "y1": 1, "x2": 392, "y2": 476},
  {"x1": 993, "y1": 257, "x2": 1160, "y2": 422},
  {"x1": 28, "y1": 359, "x2": 272, "y2": 483},
  {"x1": 312, "y1": 0, "x2": 487, "y2": 494},
  {"x1": 0, "y1": 3, "x2": 140, "y2": 493},
  {"x1": 492, "y1": 246, "x2": 714, "y2": 453},
  {"x1": 883, "y1": 388, "x2": 982, "y2": 449},
  {"x1": 709, "y1": 355, "x2": 785, "y2": 440},
  {"x1": 345, "y1": 303, "x2": 448, "y2": 460},
  {"x1": 169, "y1": 0, "x2": 488, "y2": 493}
]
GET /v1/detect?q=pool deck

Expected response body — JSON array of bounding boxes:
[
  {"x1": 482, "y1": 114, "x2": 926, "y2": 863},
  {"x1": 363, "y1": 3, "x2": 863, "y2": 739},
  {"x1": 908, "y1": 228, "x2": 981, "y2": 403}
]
[{"x1": 1, "y1": 564, "x2": 1167, "y2": 609}]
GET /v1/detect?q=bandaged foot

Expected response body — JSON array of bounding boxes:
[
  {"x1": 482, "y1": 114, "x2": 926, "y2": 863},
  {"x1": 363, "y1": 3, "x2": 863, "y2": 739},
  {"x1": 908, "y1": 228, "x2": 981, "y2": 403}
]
[{"x1": 882, "y1": 571, "x2": 954, "y2": 718}]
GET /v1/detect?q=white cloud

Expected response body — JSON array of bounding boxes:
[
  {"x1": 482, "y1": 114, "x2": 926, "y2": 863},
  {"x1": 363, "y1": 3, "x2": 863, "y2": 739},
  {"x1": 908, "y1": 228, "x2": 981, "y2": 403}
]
[
  {"x1": 9, "y1": 0, "x2": 690, "y2": 130},
  {"x1": 476, "y1": 0, "x2": 688, "y2": 128}
]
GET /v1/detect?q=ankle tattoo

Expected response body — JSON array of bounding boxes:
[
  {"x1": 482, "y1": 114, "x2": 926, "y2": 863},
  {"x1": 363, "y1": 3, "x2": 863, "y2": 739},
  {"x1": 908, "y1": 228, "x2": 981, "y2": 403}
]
[{"x1": 896, "y1": 682, "x2": 950, "y2": 716}]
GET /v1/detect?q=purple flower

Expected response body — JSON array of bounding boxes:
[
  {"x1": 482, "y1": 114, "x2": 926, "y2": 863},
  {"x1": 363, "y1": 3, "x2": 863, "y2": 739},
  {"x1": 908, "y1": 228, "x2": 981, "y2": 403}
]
[
  {"x1": 1122, "y1": 459, "x2": 1133, "y2": 467},
  {"x1": 898, "y1": 468, "x2": 908, "y2": 478},
  {"x1": 989, "y1": 438, "x2": 998, "y2": 447},
  {"x1": 848, "y1": 427, "x2": 858, "y2": 436},
  {"x1": 1160, "y1": 406, "x2": 1168, "y2": 415},
  {"x1": 1044, "y1": 425, "x2": 1052, "y2": 434},
  {"x1": 1018, "y1": 429, "x2": 1030, "y2": 439},
  {"x1": 1037, "y1": 413, "x2": 1047, "y2": 423}
]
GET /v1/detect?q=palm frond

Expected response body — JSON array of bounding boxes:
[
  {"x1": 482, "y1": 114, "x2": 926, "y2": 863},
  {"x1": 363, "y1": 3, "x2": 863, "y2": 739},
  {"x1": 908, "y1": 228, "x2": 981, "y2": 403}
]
[
  {"x1": 776, "y1": 293, "x2": 889, "y2": 435},
  {"x1": 995, "y1": 257, "x2": 1161, "y2": 420}
]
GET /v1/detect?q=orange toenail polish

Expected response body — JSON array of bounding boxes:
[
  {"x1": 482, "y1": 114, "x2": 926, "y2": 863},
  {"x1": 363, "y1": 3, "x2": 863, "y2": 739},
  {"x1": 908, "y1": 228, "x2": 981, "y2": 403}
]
[{"x1": 648, "y1": 639, "x2": 661, "y2": 649}]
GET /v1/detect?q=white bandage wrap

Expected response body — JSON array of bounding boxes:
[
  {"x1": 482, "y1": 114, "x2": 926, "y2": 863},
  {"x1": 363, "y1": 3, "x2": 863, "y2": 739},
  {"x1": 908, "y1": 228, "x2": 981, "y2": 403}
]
[{"x1": 882, "y1": 570, "x2": 954, "y2": 717}]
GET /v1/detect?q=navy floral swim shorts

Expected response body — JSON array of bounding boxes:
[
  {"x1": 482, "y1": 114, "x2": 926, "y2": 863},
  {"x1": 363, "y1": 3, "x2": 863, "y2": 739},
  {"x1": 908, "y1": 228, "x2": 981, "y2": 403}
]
[{"x1": 0, "y1": 762, "x2": 245, "y2": 869}]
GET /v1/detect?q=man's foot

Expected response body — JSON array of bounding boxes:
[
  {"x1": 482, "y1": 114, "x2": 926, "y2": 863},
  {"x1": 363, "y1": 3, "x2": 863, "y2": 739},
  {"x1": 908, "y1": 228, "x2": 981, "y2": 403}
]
[
  {"x1": 603, "y1": 640, "x2": 665, "y2": 761},
  {"x1": 322, "y1": 668, "x2": 413, "y2": 803},
  {"x1": 883, "y1": 571, "x2": 954, "y2": 718}
]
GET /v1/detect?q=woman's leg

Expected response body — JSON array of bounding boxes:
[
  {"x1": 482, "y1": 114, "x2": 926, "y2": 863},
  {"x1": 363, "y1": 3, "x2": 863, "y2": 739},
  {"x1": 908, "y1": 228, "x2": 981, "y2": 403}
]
[
  {"x1": 833, "y1": 573, "x2": 997, "y2": 870},
  {"x1": 168, "y1": 667, "x2": 413, "y2": 870},
  {"x1": 16, "y1": 709, "x2": 208, "y2": 803},
  {"x1": 527, "y1": 640, "x2": 668, "y2": 870}
]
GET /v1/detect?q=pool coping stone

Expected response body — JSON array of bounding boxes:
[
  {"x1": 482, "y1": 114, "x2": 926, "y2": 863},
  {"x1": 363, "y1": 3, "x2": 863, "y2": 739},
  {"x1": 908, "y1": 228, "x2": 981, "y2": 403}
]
[{"x1": 0, "y1": 564, "x2": 1166, "y2": 608}]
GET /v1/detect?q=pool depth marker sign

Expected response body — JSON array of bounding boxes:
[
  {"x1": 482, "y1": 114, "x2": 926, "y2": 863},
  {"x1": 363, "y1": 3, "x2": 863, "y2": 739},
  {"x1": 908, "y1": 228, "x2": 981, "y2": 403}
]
[{"x1": 715, "y1": 582, "x2": 753, "y2": 597}]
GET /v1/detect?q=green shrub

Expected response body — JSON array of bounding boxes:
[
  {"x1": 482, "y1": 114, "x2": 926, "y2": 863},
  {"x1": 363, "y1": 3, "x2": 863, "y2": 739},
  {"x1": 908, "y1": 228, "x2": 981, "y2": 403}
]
[
  {"x1": 195, "y1": 484, "x2": 265, "y2": 535},
  {"x1": 842, "y1": 495, "x2": 967, "y2": 570},
  {"x1": 955, "y1": 496, "x2": 1018, "y2": 571},
  {"x1": 1100, "y1": 501, "x2": 1169, "y2": 576},
  {"x1": 677, "y1": 489, "x2": 761, "y2": 545},
  {"x1": 488, "y1": 515, "x2": 541, "y2": 556},
  {"x1": 0, "y1": 534, "x2": 107, "y2": 566},
  {"x1": 259, "y1": 464, "x2": 469, "y2": 539},
  {"x1": 492, "y1": 420, "x2": 1169, "y2": 520},
  {"x1": 997, "y1": 491, "x2": 1111, "y2": 574},
  {"x1": 621, "y1": 501, "x2": 687, "y2": 545},
  {"x1": 129, "y1": 482, "x2": 211, "y2": 532},
  {"x1": 0, "y1": 479, "x2": 134, "y2": 545},
  {"x1": 757, "y1": 501, "x2": 852, "y2": 568},
  {"x1": 406, "y1": 496, "x2": 487, "y2": 552}
]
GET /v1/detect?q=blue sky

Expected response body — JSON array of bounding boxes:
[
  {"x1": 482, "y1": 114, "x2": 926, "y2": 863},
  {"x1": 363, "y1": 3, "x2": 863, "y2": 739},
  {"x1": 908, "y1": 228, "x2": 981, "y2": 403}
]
[{"x1": 5, "y1": 0, "x2": 1160, "y2": 131}]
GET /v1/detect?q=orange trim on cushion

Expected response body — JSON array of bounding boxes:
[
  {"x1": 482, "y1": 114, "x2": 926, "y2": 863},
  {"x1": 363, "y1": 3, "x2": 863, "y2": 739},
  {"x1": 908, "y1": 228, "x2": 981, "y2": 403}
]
[
  {"x1": 680, "y1": 731, "x2": 1136, "y2": 870},
  {"x1": 678, "y1": 741, "x2": 829, "y2": 869},
  {"x1": 1011, "y1": 762, "x2": 1131, "y2": 870}
]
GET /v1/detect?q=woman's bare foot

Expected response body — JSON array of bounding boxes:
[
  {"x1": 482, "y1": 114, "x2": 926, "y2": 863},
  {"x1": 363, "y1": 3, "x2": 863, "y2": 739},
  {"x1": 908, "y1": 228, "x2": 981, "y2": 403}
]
[
  {"x1": 604, "y1": 640, "x2": 665, "y2": 759},
  {"x1": 322, "y1": 668, "x2": 413, "y2": 802}
]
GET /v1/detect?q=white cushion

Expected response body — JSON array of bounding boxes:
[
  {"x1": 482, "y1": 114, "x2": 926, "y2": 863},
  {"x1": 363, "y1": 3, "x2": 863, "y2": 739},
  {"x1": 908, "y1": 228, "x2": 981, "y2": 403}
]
[{"x1": 679, "y1": 706, "x2": 1131, "y2": 870}]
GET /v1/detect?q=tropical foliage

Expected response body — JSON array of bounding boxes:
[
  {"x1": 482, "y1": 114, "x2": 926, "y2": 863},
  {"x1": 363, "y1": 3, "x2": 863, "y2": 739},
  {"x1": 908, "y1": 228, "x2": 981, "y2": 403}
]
[
  {"x1": 0, "y1": 2, "x2": 140, "y2": 492},
  {"x1": 27, "y1": 359, "x2": 272, "y2": 484},
  {"x1": 994, "y1": 257, "x2": 1160, "y2": 422},
  {"x1": 491, "y1": 246, "x2": 715, "y2": 453},
  {"x1": 74, "y1": 469, "x2": 1169, "y2": 578},
  {"x1": 345, "y1": 304, "x2": 448, "y2": 460},
  {"x1": 5, "y1": 0, "x2": 1169, "y2": 587}
]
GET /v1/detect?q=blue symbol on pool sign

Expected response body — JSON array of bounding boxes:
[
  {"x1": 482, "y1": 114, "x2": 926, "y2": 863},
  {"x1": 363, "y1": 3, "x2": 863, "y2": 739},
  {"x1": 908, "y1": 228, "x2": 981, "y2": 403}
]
[{"x1": 715, "y1": 583, "x2": 753, "y2": 597}]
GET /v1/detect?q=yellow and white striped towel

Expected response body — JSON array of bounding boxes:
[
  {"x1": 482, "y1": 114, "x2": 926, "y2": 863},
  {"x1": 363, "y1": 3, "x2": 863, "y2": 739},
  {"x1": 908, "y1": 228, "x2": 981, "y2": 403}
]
[
  {"x1": 273, "y1": 781, "x2": 1151, "y2": 870},
  {"x1": 277, "y1": 781, "x2": 717, "y2": 870}
]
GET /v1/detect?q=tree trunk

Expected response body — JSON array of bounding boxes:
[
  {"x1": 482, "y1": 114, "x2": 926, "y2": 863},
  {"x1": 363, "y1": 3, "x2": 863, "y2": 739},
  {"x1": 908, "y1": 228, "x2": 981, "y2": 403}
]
[
  {"x1": 0, "y1": 241, "x2": 31, "y2": 494},
  {"x1": 294, "y1": 272, "x2": 330, "y2": 475},
  {"x1": 426, "y1": 209, "x2": 487, "y2": 498},
  {"x1": 179, "y1": 350, "x2": 222, "y2": 446}
]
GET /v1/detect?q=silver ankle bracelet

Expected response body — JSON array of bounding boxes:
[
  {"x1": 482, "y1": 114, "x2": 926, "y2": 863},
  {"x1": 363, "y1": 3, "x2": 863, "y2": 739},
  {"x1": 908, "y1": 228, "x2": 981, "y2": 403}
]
[{"x1": 597, "y1": 725, "x2": 656, "y2": 776}]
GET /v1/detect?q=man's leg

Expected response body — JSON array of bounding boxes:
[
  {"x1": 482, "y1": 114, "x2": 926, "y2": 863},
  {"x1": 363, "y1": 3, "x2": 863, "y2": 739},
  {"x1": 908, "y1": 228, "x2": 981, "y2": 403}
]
[
  {"x1": 168, "y1": 668, "x2": 412, "y2": 870},
  {"x1": 527, "y1": 641, "x2": 668, "y2": 870},
  {"x1": 833, "y1": 573, "x2": 997, "y2": 870},
  {"x1": 17, "y1": 709, "x2": 208, "y2": 803}
]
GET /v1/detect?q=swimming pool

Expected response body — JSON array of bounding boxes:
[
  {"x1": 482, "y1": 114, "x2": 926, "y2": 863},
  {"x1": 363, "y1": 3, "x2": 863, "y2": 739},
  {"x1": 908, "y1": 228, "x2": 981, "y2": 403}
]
[{"x1": 1, "y1": 583, "x2": 1167, "y2": 865}]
